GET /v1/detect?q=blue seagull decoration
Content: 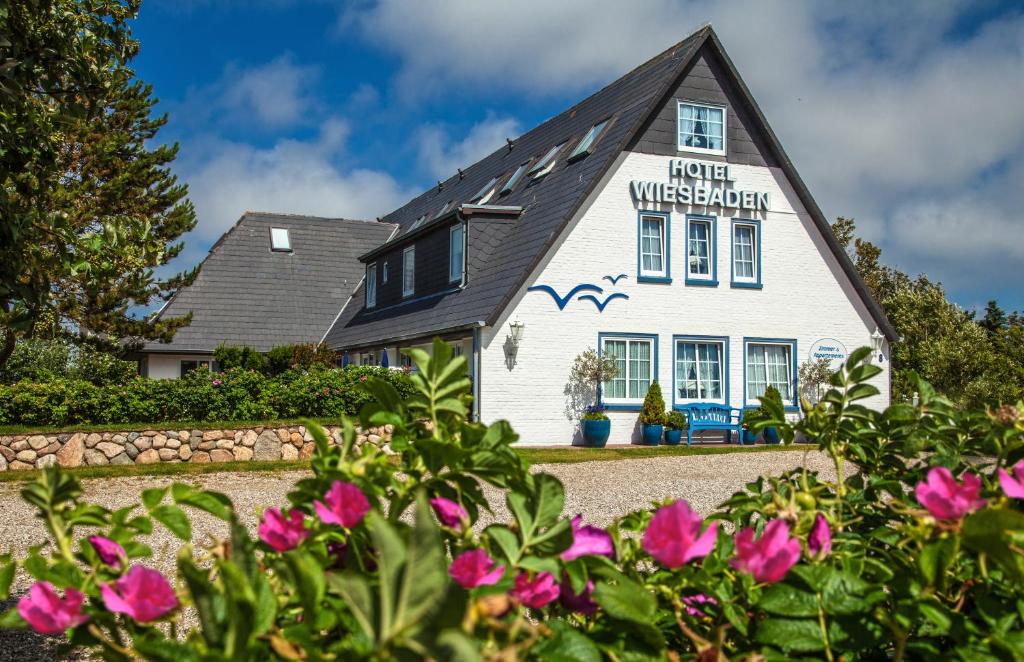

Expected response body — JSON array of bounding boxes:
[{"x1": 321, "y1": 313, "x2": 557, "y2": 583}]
[
  {"x1": 578, "y1": 293, "x2": 630, "y2": 312},
  {"x1": 527, "y1": 283, "x2": 603, "y2": 310},
  {"x1": 603, "y1": 273, "x2": 628, "y2": 285}
]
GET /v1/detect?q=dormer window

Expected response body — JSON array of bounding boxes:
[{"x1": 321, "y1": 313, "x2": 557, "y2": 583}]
[
  {"x1": 366, "y1": 263, "x2": 377, "y2": 308},
  {"x1": 470, "y1": 176, "x2": 498, "y2": 204},
  {"x1": 501, "y1": 162, "x2": 530, "y2": 195},
  {"x1": 569, "y1": 118, "x2": 610, "y2": 161},
  {"x1": 528, "y1": 142, "x2": 565, "y2": 179},
  {"x1": 678, "y1": 102, "x2": 726, "y2": 155},
  {"x1": 270, "y1": 227, "x2": 291, "y2": 252}
]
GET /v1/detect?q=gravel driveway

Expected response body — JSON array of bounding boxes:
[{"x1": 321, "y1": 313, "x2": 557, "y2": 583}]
[{"x1": 0, "y1": 449, "x2": 832, "y2": 660}]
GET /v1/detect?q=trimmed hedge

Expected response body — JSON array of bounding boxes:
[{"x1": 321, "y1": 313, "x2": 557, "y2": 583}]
[{"x1": 0, "y1": 366, "x2": 414, "y2": 427}]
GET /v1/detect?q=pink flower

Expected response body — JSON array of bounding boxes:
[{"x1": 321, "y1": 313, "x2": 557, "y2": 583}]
[
  {"x1": 998, "y1": 460, "x2": 1024, "y2": 499},
  {"x1": 449, "y1": 549, "x2": 505, "y2": 589},
  {"x1": 259, "y1": 508, "x2": 309, "y2": 552},
  {"x1": 430, "y1": 497, "x2": 469, "y2": 529},
  {"x1": 915, "y1": 467, "x2": 987, "y2": 521},
  {"x1": 731, "y1": 519, "x2": 801, "y2": 583},
  {"x1": 212, "y1": 379, "x2": 222, "y2": 387},
  {"x1": 642, "y1": 500, "x2": 718, "y2": 568},
  {"x1": 18, "y1": 582, "x2": 89, "y2": 634},
  {"x1": 315, "y1": 481, "x2": 371, "y2": 528},
  {"x1": 681, "y1": 593, "x2": 717, "y2": 618},
  {"x1": 100, "y1": 566, "x2": 179, "y2": 622},
  {"x1": 88, "y1": 536, "x2": 127, "y2": 568},
  {"x1": 510, "y1": 572, "x2": 559, "y2": 609},
  {"x1": 807, "y1": 514, "x2": 832, "y2": 560},
  {"x1": 559, "y1": 577, "x2": 598, "y2": 615},
  {"x1": 561, "y1": 515, "x2": 614, "y2": 561}
]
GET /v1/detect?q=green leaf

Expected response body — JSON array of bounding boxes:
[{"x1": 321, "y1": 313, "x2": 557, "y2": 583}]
[
  {"x1": 389, "y1": 495, "x2": 448, "y2": 641},
  {"x1": 150, "y1": 505, "x2": 191, "y2": 541},
  {"x1": 485, "y1": 525, "x2": 520, "y2": 563},
  {"x1": 327, "y1": 572, "x2": 375, "y2": 640},
  {"x1": 531, "y1": 473, "x2": 566, "y2": 531},
  {"x1": 758, "y1": 583, "x2": 818, "y2": 617},
  {"x1": 179, "y1": 556, "x2": 224, "y2": 648},
  {"x1": 919, "y1": 537, "x2": 959, "y2": 589},
  {"x1": 141, "y1": 487, "x2": 168, "y2": 510},
  {"x1": 283, "y1": 551, "x2": 325, "y2": 619},
  {"x1": 593, "y1": 577, "x2": 656, "y2": 623},
  {"x1": 0, "y1": 556, "x2": 15, "y2": 600},
  {"x1": 171, "y1": 483, "x2": 233, "y2": 521},
  {"x1": 963, "y1": 507, "x2": 1024, "y2": 582},
  {"x1": 0, "y1": 607, "x2": 23, "y2": 629},
  {"x1": 756, "y1": 617, "x2": 825, "y2": 653},
  {"x1": 533, "y1": 620, "x2": 602, "y2": 662}
]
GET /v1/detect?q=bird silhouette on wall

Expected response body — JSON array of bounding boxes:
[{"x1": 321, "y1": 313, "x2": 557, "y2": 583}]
[
  {"x1": 603, "y1": 273, "x2": 628, "y2": 285},
  {"x1": 527, "y1": 284, "x2": 603, "y2": 310},
  {"x1": 578, "y1": 293, "x2": 630, "y2": 311}
]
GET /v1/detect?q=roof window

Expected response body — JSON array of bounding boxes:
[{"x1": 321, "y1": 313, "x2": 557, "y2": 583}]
[
  {"x1": 439, "y1": 200, "x2": 454, "y2": 215},
  {"x1": 470, "y1": 176, "x2": 499, "y2": 204},
  {"x1": 410, "y1": 214, "x2": 428, "y2": 230},
  {"x1": 528, "y1": 142, "x2": 565, "y2": 179},
  {"x1": 569, "y1": 118, "x2": 610, "y2": 161},
  {"x1": 270, "y1": 227, "x2": 291, "y2": 252},
  {"x1": 501, "y1": 162, "x2": 530, "y2": 195}
]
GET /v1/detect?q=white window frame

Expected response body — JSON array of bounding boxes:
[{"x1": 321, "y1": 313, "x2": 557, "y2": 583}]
[
  {"x1": 382, "y1": 260, "x2": 389, "y2": 284},
  {"x1": 745, "y1": 341, "x2": 794, "y2": 405},
  {"x1": 674, "y1": 338, "x2": 726, "y2": 404},
  {"x1": 638, "y1": 213, "x2": 667, "y2": 279},
  {"x1": 402, "y1": 246, "x2": 415, "y2": 298},
  {"x1": 600, "y1": 336, "x2": 655, "y2": 406},
  {"x1": 501, "y1": 162, "x2": 529, "y2": 195},
  {"x1": 269, "y1": 227, "x2": 291, "y2": 252},
  {"x1": 677, "y1": 101, "x2": 727, "y2": 156},
  {"x1": 471, "y1": 177, "x2": 498, "y2": 204},
  {"x1": 449, "y1": 223, "x2": 465, "y2": 284},
  {"x1": 569, "y1": 118, "x2": 609, "y2": 160},
  {"x1": 528, "y1": 142, "x2": 565, "y2": 179},
  {"x1": 410, "y1": 214, "x2": 427, "y2": 230},
  {"x1": 366, "y1": 263, "x2": 377, "y2": 308},
  {"x1": 686, "y1": 218, "x2": 714, "y2": 282},
  {"x1": 732, "y1": 221, "x2": 758, "y2": 285}
]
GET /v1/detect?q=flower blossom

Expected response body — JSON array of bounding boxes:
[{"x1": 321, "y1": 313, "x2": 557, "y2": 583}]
[
  {"x1": 807, "y1": 514, "x2": 832, "y2": 560},
  {"x1": 559, "y1": 576, "x2": 598, "y2": 615},
  {"x1": 430, "y1": 497, "x2": 469, "y2": 529},
  {"x1": 449, "y1": 549, "x2": 505, "y2": 589},
  {"x1": 642, "y1": 500, "x2": 718, "y2": 568},
  {"x1": 561, "y1": 515, "x2": 614, "y2": 561},
  {"x1": 315, "y1": 481, "x2": 371, "y2": 528},
  {"x1": 18, "y1": 582, "x2": 89, "y2": 634},
  {"x1": 998, "y1": 460, "x2": 1024, "y2": 499},
  {"x1": 510, "y1": 572, "x2": 560, "y2": 609},
  {"x1": 88, "y1": 536, "x2": 127, "y2": 568},
  {"x1": 915, "y1": 467, "x2": 987, "y2": 521},
  {"x1": 681, "y1": 593, "x2": 717, "y2": 618},
  {"x1": 100, "y1": 566, "x2": 179, "y2": 622},
  {"x1": 259, "y1": 508, "x2": 309, "y2": 552},
  {"x1": 731, "y1": 519, "x2": 801, "y2": 583}
]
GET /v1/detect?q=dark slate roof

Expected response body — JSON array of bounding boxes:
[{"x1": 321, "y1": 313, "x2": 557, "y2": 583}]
[
  {"x1": 144, "y1": 212, "x2": 396, "y2": 353},
  {"x1": 323, "y1": 25, "x2": 896, "y2": 349}
]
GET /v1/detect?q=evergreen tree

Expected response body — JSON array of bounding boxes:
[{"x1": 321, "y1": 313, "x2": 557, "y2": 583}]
[
  {"x1": 0, "y1": 0, "x2": 195, "y2": 369},
  {"x1": 980, "y1": 300, "x2": 1008, "y2": 335}
]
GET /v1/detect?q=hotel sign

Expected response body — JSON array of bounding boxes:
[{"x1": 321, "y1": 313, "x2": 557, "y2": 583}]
[{"x1": 630, "y1": 159, "x2": 769, "y2": 211}]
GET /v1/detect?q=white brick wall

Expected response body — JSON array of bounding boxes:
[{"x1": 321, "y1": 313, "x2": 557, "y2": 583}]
[
  {"x1": 478, "y1": 152, "x2": 890, "y2": 445},
  {"x1": 146, "y1": 354, "x2": 214, "y2": 380}
]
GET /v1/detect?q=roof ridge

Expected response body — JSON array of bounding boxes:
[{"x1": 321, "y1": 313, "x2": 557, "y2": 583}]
[{"x1": 242, "y1": 211, "x2": 395, "y2": 226}]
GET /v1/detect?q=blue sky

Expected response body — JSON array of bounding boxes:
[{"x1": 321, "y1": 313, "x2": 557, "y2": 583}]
[{"x1": 136, "y1": 0, "x2": 1024, "y2": 313}]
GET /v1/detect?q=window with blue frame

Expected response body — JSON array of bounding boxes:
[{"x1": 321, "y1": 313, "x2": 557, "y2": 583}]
[
  {"x1": 686, "y1": 216, "x2": 716, "y2": 284},
  {"x1": 731, "y1": 220, "x2": 760, "y2": 287},
  {"x1": 678, "y1": 102, "x2": 726, "y2": 155},
  {"x1": 675, "y1": 338, "x2": 725, "y2": 403},
  {"x1": 449, "y1": 224, "x2": 465, "y2": 283},
  {"x1": 745, "y1": 340, "x2": 795, "y2": 404},
  {"x1": 600, "y1": 336, "x2": 655, "y2": 406},
  {"x1": 402, "y1": 246, "x2": 415, "y2": 298},
  {"x1": 366, "y1": 263, "x2": 377, "y2": 308},
  {"x1": 638, "y1": 213, "x2": 668, "y2": 281}
]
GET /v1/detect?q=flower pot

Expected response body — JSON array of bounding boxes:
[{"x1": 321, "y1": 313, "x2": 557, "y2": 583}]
[
  {"x1": 742, "y1": 429, "x2": 757, "y2": 445},
  {"x1": 664, "y1": 428, "x2": 683, "y2": 445},
  {"x1": 640, "y1": 424, "x2": 663, "y2": 446},
  {"x1": 763, "y1": 426, "x2": 781, "y2": 445},
  {"x1": 581, "y1": 419, "x2": 611, "y2": 447}
]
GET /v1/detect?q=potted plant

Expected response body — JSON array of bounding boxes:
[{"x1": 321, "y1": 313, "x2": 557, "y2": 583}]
[
  {"x1": 664, "y1": 410, "x2": 687, "y2": 445},
  {"x1": 569, "y1": 349, "x2": 620, "y2": 447},
  {"x1": 739, "y1": 408, "x2": 758, "y2": 445},
  {"x1": 638, "y1": 382, "x2": 666, "y2": 445},
  {"x1": 581, "y1": 405, "x2": 611, "y2": 448},
  {"x1": 760, "y1": 385, "x2": 782, "y2": 444}
]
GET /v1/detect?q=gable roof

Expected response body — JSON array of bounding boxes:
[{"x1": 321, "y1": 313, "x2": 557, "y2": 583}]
[
  {"x1": 324, "y1": 25, "x2": 897, "y2": 349},
  {"x1": 145, "y1": 212, "x2": 396, "y2": 353}
]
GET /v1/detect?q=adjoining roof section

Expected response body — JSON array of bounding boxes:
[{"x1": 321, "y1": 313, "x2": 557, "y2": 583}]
[
  {"x1": 325, "y1": 24, "x2": 896, "y2": 349},
  {"x1": 144, "y1": 212, "x2": 396, "y2": 353}
]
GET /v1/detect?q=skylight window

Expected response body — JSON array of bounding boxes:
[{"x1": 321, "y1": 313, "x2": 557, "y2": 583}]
[
  {"x1": 528, "y1": 142, "x2": 565, "y2": 179},
  {"x1": 501, "y1": 162, "x2": 530, "y2": 195},
  {"x1": 270, "y1": 227, "x2": 291, "y2": 252},
  {"x1": 569, "y1": 118, "x2": 610, "y2": 161},
  {"x1": 410, "y1": 214, "x2": 427, "y2": 230},
  {"x1": 439, "y1": 200, "x2": 453, "y2": 215},
  {"x1": 470, "y1": 176, "x2": 499, "y2": 204}
]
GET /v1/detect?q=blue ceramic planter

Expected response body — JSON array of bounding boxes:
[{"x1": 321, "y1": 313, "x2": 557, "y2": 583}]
[
  {"x1": 664, "y1": 428, "x2": 683, "y2": 445},
  {"x1": 581, "y1": 419, "x2": 611, "y2": 447},
  {"x1": 640, "y1": 424, "x2": 663, "y2": 446},
  {"x1": 763, "y1": 426, "x2": 781, "y2": 444},
  {"x1": 742, "y1": 429, "x2": 757, "y2": 445}
]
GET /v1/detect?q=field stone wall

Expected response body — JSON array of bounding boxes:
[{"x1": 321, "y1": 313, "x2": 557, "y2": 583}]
[{"x1": 0, "y1": 424, "x2": 393, "y2": 471}]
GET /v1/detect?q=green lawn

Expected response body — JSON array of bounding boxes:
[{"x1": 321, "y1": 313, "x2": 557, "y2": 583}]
[{"x1": 0, "y1": 443, "x2": 808, "y2": 483}]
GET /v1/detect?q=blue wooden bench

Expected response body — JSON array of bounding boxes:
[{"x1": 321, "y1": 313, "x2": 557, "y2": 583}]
[{"x1": 678, "y1": 404, "x2": 744, "y2": 446}]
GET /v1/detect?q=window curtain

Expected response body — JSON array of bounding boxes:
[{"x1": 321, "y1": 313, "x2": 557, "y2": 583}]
[
  {"x1": 628, "y1": 341, "x2": 651, "y2": 400},
  {"x1": 604, "y1": 340, "x2": 627, "y2": 399}
]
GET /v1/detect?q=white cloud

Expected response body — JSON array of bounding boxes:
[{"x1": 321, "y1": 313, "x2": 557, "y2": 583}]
[{"x1": 416, "y1": 112, "x2": 521, "y2": 179}]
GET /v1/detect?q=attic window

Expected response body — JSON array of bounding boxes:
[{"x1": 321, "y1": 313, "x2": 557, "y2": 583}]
[
  {"x1": 470, "y1": 176, "x2": 499, "y2": 204},
  {"x1": 270, "y1": 227, "x2": 291, "y2": 252},
  {"x1": 678, "y1": 102, "x2": 726, "y2": 155},
  {"x1": 528, "y1": 142, "x2": 565, "y2": 179},
  {"x1": 500, "y1": 162, "x2": 530, "y2": 195},
  {"x1": 569, "y1": 118, "x2": 610, "y2": 162}
]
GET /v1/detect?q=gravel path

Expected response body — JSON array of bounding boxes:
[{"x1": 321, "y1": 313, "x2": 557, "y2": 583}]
[{"x1": 0, "y1": 449, "x2": 832, "y2": 660}]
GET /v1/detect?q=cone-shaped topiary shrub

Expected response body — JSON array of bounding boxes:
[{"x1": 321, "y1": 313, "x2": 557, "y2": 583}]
[{"x1": 639, "y1": 381, "x2": 666, "y2": 425}]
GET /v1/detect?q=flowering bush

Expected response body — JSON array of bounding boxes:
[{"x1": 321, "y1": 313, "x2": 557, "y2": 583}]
[{"x1": 2, "y1": 343, "x2": 1024, "y2": 659}]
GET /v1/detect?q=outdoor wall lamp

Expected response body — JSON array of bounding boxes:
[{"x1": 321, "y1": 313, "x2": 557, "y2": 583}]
[
  {"x1": 504, "y1": 319, "x2": 525, "y2": 370},
  {"x1": 509, "y1": 319, "x2": 525, "y2": 344},
  {"x1": 870, "y1": 327, "x2": 885, "y2": 363}
]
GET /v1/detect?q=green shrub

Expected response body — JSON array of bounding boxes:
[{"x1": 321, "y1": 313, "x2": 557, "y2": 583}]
[
  {"x1": 1, "y1": 338, "x2": 136, "y2": 385},
  {"x1": 264, "y1": 343, "x2": 338, "y2": 376},
  {"x1": 581, "y1": 405, "x2": 608, "y2": 421},
  {"x1": 639, "y1": 381, "x2": 666, "y2": 425},
  {"x1": 665, "y1": 409, "x2": 688, "y2": 430},
  {"x1": 213, "y1": 343, "x2": 266, "y2": 373}
]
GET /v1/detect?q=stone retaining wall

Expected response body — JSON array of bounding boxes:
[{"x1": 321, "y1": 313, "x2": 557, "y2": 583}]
[{"x1": 0, "y1": 424, "x2": 392, "y2": 471}]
